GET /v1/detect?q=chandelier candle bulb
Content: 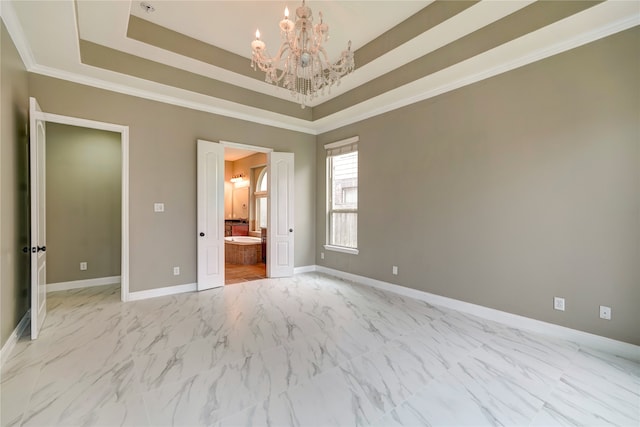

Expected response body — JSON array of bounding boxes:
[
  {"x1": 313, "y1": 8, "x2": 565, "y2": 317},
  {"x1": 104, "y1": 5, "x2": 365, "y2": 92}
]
[
  {"x1": 280, "y1": 9, "x2": 294, "y2": 33},
  {"x1": 252, "y1": 30, "x2": 265, "y2": 52}
]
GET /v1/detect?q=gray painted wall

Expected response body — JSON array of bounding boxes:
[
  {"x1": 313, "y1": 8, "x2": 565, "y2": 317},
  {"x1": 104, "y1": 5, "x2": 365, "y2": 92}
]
[
  {"x1": 28, "y1": 74, "x2": 317, "y2": 292},
  {"x1": 316, "y1": 28, "x2": 640, "y2": 345},
  {"x1": 2, "y1": 20, "x2": 636, "y2": 350},
  {"x1": 1, "y1": 22, "x2": 30, "y2": 347},
  {"x1": 46, "y1": 123, "x2": 121, "y2": 284}
]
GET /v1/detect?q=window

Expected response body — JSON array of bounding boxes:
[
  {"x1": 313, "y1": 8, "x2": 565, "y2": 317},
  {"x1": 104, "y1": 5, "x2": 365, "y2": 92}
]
[
  {"x1": 325, "y1": 137, "x2": 358, "y2": 254},
  {"x1": 254, "y1": 167, "x2": 268, "y2": 230}
]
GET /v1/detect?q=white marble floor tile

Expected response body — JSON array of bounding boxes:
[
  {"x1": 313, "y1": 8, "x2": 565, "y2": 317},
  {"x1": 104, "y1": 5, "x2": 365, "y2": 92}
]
[
  {"x1": 0, "y1": 357, "x2": 40, "y2": 427},
  {"x1": 529, "y1": 348, "x2": 640, "y2": 427},
  {"x1": 375, "y1": 368, "x2": 536, "y2": 427},
  {"x1": 2, "y1": 277, "x2": 638, "y2": 427},
  {"x1": 218, "y1": 365, "x2": 384, "y2": 427},
  {"x1": 77, "y1": 392, "x2": 150, "y2": 427},
  {"x1": 21, "y1": 357, "x2": 140, "y2": 427},
  {"x1": 340, "y1": 339, "x2": 444, "y2": 415},
  {"x1": 134, "y1": 324, "x2": 282, "y2": 392},
  {"x1": 487, "y1": 327, "x2": 580, "y2": 375},
  {"x1": 142, "y1": 351, "x2": 280, "y2": 425}
]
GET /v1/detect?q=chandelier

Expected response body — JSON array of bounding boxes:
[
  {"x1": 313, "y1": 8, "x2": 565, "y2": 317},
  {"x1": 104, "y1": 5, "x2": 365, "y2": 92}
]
[{"x1": 251, "y1": 0, "x2": 355, "y2": 108}]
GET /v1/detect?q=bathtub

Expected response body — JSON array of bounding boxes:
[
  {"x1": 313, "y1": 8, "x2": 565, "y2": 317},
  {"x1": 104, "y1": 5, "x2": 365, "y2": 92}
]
[
  {"x1": 224, "y1": 236, "x2": 261, "y2": 245},
  {"x1": 225, "y1": 236, "x2": 262, "y2": 264}
]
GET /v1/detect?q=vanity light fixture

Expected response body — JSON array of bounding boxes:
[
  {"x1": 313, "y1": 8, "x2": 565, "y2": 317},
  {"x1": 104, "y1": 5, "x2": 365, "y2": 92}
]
[{"x1": 230, "y1": 174, "x2": 245, "y2": 183}]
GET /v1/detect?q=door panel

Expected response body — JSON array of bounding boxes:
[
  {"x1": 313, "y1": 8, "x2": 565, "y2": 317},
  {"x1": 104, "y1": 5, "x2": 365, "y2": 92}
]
[
  {"x1": 267, "y1": 152, "x2": 294, "y2": 277},
  {"x1": 30, "y1": 97, "x2": 47, "y2": 339},
  {"x1": 197, "y1": 140, "x2": 225, "y2": 290}
]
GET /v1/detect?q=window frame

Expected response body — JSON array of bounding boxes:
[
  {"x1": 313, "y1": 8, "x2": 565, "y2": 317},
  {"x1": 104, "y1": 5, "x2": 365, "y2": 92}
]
[
  {"x1": 253, "y1": 166, "x2": 267, "y2": 231},
  {"x1": 324, "y1": 136, "x2": 359, "y2": 255}
]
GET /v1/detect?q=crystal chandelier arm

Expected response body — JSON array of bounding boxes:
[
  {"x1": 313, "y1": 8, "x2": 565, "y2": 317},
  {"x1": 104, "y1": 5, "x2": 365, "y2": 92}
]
[
  {"x1": 252, "y1": 38, "x2": 293, "y2": 85},
  {"x1": 328, "y1": 41, "x2": 355, "y2": 75}
]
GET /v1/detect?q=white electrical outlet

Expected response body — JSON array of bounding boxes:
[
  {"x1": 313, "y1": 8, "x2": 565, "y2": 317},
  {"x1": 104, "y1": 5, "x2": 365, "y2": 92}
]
[
  {"x1": 154, "y1": 203, "x2": 165, "y2": 212},
  {"x1": 554, "y1": 297, "x2": 565, "y2": 311},
  {"x1": 599, "y1": 305, "x2": 611, "y2": 320},
  {"x1": 320, "y1": 252, "x2": 324, "y2": 260},
  {"x1": 80, "y1": 262, "x2": 87, "y2": 271},
  {"x1": 173, "y1": 266, "x2": 180, "y2": 276},
  {"x1": 392, "y1": 265, "x2": 398, "y2": 275}
]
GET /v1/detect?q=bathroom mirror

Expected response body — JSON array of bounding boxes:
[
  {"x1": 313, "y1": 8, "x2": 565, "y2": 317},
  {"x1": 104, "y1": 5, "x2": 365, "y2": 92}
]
[{"x1": 232, "y1": 186, "x2": 249, "y2": 219}]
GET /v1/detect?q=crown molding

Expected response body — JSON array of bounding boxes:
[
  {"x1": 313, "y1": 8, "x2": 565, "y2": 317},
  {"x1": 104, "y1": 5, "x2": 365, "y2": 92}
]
[
  {"x1": 0, "y1": 0, "x2": 36, "y2": 69},
  {"x1": 4, "y1": 0, "x2": 639, "y2": 137},
  {"x1": 313, "y1": 8, "x2": 640, "y2": 134},
  {"x1": 29, "y1": 63, "x2": 319, "y2": 135}
]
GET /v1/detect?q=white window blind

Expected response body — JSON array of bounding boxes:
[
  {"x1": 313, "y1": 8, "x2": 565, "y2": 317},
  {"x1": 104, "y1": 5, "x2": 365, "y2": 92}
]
[{"x1": 325, "y1": 137, "x2": 358, "y2": 252}]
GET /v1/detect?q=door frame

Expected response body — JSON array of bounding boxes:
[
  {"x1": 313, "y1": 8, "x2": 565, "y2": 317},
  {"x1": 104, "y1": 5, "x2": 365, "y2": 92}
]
[
  {"x1": 219, "y1": 140, "x2": 273, "y2": 154},
  {"x1": 219, "y1": 140, "x2": 273, "y2": 279},
  {"x1": 33, "y1": 110, "x2": 130, "y2": 302}
]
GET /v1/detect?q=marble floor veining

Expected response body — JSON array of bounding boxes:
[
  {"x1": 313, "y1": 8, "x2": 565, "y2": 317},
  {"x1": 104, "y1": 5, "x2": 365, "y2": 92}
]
[{"x1": 1, "y1": 273, "x2": 638, "y2": 426}]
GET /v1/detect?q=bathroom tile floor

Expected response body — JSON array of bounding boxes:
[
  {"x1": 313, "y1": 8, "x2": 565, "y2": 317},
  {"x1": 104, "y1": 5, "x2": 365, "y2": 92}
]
[{"x1": 1, "y1": 273, "x2": 638, "y2": 426}]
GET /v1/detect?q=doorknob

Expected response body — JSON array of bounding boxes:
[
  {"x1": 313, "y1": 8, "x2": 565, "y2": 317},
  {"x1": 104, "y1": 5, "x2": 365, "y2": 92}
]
[
  {"x1": 37, "y1": 246, "x2": 46, "y2": 252},
  {"x1": 199, "y1": 232, "x2": 205, "y2": 237},
  {"x1": 289, "y1": 228, "x2": 293, "y2": 232}
]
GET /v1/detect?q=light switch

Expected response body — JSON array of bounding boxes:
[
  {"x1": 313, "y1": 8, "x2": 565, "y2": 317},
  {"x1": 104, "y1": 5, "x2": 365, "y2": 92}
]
[{"x1": 154, "y1": 203, "x2": 165, "y2": 213}]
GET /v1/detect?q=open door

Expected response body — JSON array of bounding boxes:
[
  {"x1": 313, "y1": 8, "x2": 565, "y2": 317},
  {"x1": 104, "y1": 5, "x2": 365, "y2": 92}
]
[
  {"x1": 197, "y1": 140, "x2": 225, "y2": 290},
  {"x1": 267, "y1": 152, "x2": 294, "y2": 277},
  {"x1": 29, "y1": 97, "x2": 47, "y2": 339}
]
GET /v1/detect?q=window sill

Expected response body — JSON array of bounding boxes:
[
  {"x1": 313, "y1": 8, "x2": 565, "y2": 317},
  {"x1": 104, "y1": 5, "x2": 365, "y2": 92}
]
[{"x1": 323, "y1": 245, "x2": 359, "y2": 255}]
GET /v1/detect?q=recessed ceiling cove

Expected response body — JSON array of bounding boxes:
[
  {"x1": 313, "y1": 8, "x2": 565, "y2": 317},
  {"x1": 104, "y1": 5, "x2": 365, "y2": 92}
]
[{"x1": 5, "y1": 0, "x2": 639, "y2": 133}]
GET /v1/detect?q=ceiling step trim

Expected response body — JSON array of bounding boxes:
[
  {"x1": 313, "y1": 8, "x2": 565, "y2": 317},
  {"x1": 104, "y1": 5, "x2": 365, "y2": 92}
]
[
  {"x1": 3, "y1": 0, "x2": 638, "y2": 137},
  {"x1": 313, "y1": 4, "x2": 640, "y2": 134}
]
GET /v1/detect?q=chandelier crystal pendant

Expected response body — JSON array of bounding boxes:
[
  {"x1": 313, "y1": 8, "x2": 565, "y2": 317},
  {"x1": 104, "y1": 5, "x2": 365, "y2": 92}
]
[{"x1": 251, "y1": 0, "x2": 355, "y2": 108}]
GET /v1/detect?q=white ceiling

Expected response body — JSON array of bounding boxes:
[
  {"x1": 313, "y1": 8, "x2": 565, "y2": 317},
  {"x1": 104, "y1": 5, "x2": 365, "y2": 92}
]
[
  {"x1": 2, "y1": 1, "x2": 639, "y2": 135},
  {"x1": 127, "y1": 1, "x2": 431, "y2": 61}
]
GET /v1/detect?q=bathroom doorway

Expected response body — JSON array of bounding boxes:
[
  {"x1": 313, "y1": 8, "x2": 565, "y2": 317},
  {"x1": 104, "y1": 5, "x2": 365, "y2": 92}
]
[
  {"x1": 197, "y1": 140, "x2": 294, "y2": 290},
  {"x1": 223, "y1": 144, "x2": 268, "y2": 285}
]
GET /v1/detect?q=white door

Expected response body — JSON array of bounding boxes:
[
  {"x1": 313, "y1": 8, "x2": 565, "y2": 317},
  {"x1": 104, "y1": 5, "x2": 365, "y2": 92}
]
[
  {"x1": 197, "y1": 140, "x2": 225, "y2": 290},
  {"x1": 30, "y1": 97, "x2": 47, "y2": 339},
  {"x1": 267, "y1": 152, "x2": 294, "y2": 277}
]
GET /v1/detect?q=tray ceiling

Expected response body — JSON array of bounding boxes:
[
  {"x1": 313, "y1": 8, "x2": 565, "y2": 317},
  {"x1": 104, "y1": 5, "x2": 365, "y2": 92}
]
[{"x1": 2, "y1": 0, "x2": 639, "y2": 134}]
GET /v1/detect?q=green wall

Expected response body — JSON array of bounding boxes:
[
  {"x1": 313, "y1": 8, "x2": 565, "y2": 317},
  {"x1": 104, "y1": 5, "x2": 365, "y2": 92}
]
[
  {"x1": 0, "y1": 22, "x2": 30, "y2": 347},
  {"x1": 46, "y1": 123, "x2": 121, "y2": 284}
]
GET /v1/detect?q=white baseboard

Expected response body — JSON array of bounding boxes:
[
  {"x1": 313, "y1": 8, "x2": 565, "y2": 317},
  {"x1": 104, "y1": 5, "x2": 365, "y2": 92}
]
[
  {"x1": 294, "y1": 265, "x2": 316, "y2": 274},
  {"x1": 47, "y1": 276, "x2": 121, "y2": 293},
  {"x1": 125, "y1": 269, "x2": 314, "y2": 302},
  {"x1": 1, "y1": 310, "x2": 31, "y2": 366},
  {"x1": 127, "y1": 282, "x2": 197, "y2": 301},
  {"x1": 314, "y1": 266, "x2": 640, "y2": 362}
]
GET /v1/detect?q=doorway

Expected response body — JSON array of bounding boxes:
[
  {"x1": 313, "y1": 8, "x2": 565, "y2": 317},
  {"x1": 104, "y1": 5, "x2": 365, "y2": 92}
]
[
  {"x1": 45, "y1": 123, "x2": 122, "y2": 292},
  {"x1": 196, "y1": 140, "x2": 294, "y2": 291},
  {"x1": 29, "y1": 97, "x2": 130, "y2": 340},
  {"x1": 223, "y1": 146, "x2": 268, "y2": 285}
]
